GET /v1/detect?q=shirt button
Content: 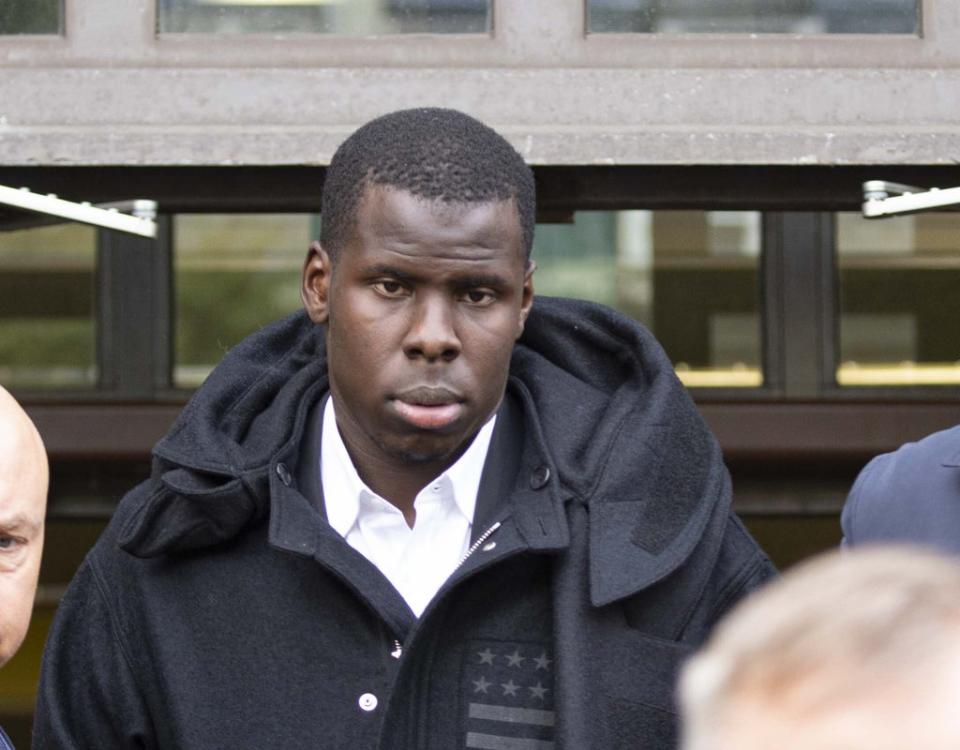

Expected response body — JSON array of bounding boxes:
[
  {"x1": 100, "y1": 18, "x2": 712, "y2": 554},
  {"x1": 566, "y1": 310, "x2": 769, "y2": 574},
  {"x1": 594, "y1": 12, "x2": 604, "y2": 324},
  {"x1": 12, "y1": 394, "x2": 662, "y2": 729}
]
[{"x1": 358, "y1": 693, "x2": 378, "y2": 712}]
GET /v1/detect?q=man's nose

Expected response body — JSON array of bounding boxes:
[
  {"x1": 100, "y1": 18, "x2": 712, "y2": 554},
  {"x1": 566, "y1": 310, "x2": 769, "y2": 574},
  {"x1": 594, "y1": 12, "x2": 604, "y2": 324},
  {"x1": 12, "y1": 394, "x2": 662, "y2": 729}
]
[{"x1": 403, "y1": 295, "x2": 461, "y2": 363}]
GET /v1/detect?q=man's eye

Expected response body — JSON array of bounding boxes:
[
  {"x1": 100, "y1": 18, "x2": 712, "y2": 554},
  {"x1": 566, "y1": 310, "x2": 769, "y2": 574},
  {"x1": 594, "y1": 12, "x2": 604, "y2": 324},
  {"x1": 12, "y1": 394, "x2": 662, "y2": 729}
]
[
  {"x1": 0, "y1": 536, "x2": 18, "y2": 550},
  {"x1": 463, "y1": 289, "x2": 495, "y2": 305},
  {"x1": 373, "y1": 281, "x2": 406, "y2": 297}
]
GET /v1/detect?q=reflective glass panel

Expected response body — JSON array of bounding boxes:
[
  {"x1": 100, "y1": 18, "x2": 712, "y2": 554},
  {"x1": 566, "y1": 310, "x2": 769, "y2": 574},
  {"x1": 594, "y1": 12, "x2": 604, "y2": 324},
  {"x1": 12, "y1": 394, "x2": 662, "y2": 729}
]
[
  {"x1": 174, "y1": 214, "x2": 314, "y2": 387},
  {"x1": 836, "y1": 212, "x2": 960, "y2": 387},
  {"x1": 158, "y1": 0, "x2": 490, "y2": 35},
  {"x1": 588, "y1": 0, "x2": 918, "y2": 34},
  {"x1": 174, "y1": 210, "x2": 762, "y2": 390},
  {"x1": 533, "y1": 211, "x2": 763, "y2": 388},
  {"x1": 0, "y1": 0, "x2": 61, "y2": 34},
  {"x1": 0, "y1": 224, "x2": 97, "y2": 388}
]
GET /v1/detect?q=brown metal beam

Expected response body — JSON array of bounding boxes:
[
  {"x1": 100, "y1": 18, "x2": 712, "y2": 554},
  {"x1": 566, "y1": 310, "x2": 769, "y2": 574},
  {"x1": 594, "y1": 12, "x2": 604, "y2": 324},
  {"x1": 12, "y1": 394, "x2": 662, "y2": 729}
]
[
  {"x1": 701, "y1": 401, "x2": 960, "y2": 461},
  {"x1": 26, "y1": 404, "x2": 181, "y2": 460},
  {"x1": 23, "y1": 401, "x2": 960, "y2": 462}
]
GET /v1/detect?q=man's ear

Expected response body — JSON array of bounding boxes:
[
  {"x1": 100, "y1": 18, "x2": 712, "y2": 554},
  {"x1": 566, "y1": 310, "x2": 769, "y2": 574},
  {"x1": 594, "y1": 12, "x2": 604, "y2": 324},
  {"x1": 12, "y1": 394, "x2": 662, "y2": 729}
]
[
  {"x1": 301, "y1": 241, "x2": 333, "y2": 324},
  {"x1": 516, "y1": 260, "x2": 536, "y2": 339}
]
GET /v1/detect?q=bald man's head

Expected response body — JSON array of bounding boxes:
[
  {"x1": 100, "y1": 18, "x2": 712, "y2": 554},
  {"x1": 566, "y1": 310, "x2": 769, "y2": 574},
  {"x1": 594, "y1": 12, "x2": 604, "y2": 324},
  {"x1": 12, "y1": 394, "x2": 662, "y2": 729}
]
[{"x1": 0, "y1": 386, "x2": 48, "y2": 667}]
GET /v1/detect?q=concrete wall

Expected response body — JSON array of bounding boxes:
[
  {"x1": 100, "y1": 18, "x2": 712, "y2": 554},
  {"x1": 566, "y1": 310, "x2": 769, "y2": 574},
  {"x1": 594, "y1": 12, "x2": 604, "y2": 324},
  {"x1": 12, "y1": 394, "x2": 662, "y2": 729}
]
[{"x1": 1, "y1": 0, "x2": 958, "y2": 166}]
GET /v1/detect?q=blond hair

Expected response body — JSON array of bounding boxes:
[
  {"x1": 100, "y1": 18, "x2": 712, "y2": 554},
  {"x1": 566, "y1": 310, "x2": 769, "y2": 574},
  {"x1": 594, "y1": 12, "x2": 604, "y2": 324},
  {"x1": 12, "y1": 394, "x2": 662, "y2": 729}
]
[{"x1": 680, "y1": 547, "x2": 960, "y2": 750}]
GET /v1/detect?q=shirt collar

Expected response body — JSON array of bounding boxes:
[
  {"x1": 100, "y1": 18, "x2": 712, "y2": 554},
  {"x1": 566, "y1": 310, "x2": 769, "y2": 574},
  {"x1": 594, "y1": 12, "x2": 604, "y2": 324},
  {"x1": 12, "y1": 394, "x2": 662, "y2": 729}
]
[{"x1": 320, "y1": 396, "x2": 497, "y2": 536}]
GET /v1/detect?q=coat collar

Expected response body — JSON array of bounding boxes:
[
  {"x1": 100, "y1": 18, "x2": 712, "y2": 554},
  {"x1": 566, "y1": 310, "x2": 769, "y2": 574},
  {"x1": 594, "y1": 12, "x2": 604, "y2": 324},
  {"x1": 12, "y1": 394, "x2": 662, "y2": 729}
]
[{"x1": 123, "y1": 299, "x2": 729, "y2": 607}]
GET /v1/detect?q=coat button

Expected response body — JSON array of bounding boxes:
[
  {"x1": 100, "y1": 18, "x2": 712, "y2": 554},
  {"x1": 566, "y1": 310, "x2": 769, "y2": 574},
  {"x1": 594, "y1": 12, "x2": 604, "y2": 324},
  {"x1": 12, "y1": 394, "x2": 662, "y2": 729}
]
[
  {"x1": 275, "y1": 463, "x2": 292, "y2": 487},
  {"x1": 358, "y1": 693, "x2": 378, "y2": 712},
  {"x1": 530, "y1": 466, "x2": 551, "y2": 490}
]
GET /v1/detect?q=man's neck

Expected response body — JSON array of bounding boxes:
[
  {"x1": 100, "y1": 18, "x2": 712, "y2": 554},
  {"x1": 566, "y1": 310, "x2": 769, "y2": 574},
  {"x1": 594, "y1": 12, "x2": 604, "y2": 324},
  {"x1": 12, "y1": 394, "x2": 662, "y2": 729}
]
[{"x1": 342, "y1": 441, "x2": 469, "y2": 527}]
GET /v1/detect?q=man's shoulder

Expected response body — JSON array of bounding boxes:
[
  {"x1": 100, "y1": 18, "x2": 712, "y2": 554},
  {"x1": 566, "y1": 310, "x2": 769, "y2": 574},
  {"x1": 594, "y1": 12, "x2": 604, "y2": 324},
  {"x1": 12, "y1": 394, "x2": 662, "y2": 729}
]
[
  {"x1": 843, "y1": 423, "x2": 960, "y2": 549},
  {"x1": 882, "y1": 423, "x2": 960, "y2": 468},
  {"x1": 87, "y1": 473, "x2": 266, "y2": 576},
  {"x1": 851, "y1": 424, "x2": 960, "y2": 501}
]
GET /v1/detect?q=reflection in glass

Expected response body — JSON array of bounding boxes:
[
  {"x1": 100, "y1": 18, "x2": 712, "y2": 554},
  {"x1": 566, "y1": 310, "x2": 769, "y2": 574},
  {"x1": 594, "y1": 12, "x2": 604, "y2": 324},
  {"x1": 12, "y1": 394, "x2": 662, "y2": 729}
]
[
  {"x1": 837, "y1": 213, "x2": 960, "y2": 387},
  {"x1": 174, "y1": 214, "x2": 315, "y2": 387},
  {"x1": 158, "y1": 0, "x2": 490, "y2": 35},
  {"x1": 0, "y1": 225, "x2": 97, "y2": 388},
  {"x1": 174, "y1": 211, "x2": 762, "y2": 390},
  {"x1": 588, "y1": 0, "x2": 917, "y2": 34},
  {"x1": 533, "y1": 211, "x2": 763, "y2": 388},
  {"x1": 0, "y1": 0, "x2": 61, "y2": 35}
]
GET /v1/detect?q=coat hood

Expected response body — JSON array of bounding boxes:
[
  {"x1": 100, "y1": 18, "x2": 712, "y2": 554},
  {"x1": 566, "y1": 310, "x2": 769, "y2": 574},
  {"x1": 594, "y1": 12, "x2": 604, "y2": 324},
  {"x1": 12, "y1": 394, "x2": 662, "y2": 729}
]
[
  {"x1": 118, "y1": 297, "x2": 729, "y2": 605},
  {"x1": 510, "y1": 297, "x2": 728, "y2": 605}
]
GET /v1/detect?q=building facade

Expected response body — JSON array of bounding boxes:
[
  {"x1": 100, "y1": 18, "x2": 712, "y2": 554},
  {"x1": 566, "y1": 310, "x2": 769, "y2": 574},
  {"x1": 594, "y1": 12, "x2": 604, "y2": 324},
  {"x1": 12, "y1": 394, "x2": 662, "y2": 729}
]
[{"x1": 2, "y1": 0, "x2": 959, "y2": 739}]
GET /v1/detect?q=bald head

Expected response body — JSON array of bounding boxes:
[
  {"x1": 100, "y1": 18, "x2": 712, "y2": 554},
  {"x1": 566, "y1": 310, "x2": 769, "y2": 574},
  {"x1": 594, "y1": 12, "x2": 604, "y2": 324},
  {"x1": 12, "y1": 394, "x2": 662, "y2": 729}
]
[{"x1": 0, "y1": 386, "x2": 48, "y2": 667}]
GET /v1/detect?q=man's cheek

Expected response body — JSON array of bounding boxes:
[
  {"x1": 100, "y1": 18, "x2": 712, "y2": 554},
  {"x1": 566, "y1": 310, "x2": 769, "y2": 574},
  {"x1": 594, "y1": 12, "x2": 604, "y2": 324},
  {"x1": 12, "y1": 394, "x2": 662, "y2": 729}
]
[{"x1": 0, "y1": 556, "x2": 23, "y2": 574}]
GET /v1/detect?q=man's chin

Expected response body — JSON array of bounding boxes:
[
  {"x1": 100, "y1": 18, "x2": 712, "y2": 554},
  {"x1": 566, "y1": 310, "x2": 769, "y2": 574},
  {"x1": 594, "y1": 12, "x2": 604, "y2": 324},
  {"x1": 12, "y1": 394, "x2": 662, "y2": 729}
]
[
  {"x1": 383, "y1": 437, "x2": 467, "y2": 468},
  {"x1": 389, "y1": 447, "x2": 453, "y2": 465}
]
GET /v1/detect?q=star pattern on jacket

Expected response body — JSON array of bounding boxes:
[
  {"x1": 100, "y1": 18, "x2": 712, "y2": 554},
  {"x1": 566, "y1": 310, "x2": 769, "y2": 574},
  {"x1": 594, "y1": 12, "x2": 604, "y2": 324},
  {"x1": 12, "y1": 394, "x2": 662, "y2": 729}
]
[
  {"x1": 477, "y1": 648, "x2": 495, "y2": 665},
  {"x1": 533, "y1": 652, "x2": 552, "y2": 671},
  {"x1": 528, "y1": 681, "x2": 549, "y2": 700},
  {"x1": 505, "y1": 649, "x2": 525, "y2": 667}
]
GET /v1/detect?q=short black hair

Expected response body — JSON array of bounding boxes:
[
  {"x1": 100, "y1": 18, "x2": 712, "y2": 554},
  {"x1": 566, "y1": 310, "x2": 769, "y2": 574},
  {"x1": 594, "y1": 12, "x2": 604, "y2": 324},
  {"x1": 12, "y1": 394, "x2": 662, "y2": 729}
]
[{"x1": 320, "y1": 108, "x2": 535, "y2": 261}]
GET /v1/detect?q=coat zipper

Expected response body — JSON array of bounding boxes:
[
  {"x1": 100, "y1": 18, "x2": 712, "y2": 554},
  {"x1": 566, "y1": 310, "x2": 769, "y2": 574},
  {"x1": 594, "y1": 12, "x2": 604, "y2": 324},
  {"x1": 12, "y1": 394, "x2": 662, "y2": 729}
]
[
  {"x1": 454, "y1": 521, "x2": 502, "y2": 573},
  {"x1": 388, "y1": 521, "x2": 503, "y2": 662}
]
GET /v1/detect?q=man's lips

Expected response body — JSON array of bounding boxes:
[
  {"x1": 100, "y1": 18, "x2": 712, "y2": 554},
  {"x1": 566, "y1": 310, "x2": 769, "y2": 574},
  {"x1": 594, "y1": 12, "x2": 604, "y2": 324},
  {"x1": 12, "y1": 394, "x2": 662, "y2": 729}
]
[{"x1": 392, "y1": 386, "x2": 464, "y2": 430}]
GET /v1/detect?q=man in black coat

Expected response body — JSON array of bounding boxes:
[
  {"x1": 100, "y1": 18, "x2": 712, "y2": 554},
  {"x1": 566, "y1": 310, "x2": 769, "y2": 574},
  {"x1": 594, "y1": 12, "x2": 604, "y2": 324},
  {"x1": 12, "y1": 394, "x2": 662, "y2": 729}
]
[{"x1": 35, "y1": 108, "x2": 775, "y2": 749}]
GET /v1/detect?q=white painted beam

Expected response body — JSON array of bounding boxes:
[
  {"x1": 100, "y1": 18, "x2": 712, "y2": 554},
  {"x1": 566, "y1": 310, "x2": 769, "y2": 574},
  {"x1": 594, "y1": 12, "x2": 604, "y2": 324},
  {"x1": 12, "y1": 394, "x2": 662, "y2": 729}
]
[
  {"x1": 862, "y1": 182, "x2": 960, "y2": 218},
  {"x1": 0, "y1": 184, "x2": 157, "y2": 237}
]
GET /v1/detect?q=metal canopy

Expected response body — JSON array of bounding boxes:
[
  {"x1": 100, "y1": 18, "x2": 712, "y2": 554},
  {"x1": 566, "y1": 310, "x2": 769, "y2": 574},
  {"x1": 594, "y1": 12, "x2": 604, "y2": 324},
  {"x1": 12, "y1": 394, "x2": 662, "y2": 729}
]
[
  {"x1": 862, "y1": 181, "x2": 960, "y2": 219},
  {"x1": 0, "y1": 184, "x2": 157, "y2": 238}
]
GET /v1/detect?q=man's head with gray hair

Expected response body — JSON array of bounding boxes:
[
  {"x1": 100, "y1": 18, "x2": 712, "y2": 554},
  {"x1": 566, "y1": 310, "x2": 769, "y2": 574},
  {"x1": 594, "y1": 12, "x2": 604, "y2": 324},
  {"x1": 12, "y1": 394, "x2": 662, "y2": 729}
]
[
  {"x1": 680, "y1": 547, "x2": 960, "y2": 750},
  {"x1": 0, "y1": 386, "x2": 48, "y2": 667}
]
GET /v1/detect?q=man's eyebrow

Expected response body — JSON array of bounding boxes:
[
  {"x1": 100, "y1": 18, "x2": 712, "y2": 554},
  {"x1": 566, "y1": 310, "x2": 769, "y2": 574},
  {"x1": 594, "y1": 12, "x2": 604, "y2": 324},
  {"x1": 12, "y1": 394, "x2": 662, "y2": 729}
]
[
  {"x1": 361, "y1": 264, "x2": 419, "y2": 282},
  {"x1": 360, "y1": 264, "x2": 510, "y2": 289},
  {"x1": 451, "y1": 272, "x2": 510, "y2": 289},
  {"x1": 0, "y1": 513, "x2": 42, "y2": 535}
]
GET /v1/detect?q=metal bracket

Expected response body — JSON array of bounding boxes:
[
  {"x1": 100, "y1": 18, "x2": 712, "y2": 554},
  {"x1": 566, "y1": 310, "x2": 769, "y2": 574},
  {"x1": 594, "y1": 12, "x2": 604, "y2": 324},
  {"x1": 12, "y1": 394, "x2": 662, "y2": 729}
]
[
  {"x1": 0, "y1": 184, "x2": 157, "y2": 238},
  {"x1": 862, "y1": 180, "x2": 960, "y2": 219}
]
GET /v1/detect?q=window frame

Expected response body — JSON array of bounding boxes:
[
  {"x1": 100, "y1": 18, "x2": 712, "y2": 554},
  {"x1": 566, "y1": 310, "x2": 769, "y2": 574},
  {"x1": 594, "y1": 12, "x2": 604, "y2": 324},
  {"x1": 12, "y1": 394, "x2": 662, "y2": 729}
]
[
  {"x1": 5, "y1": 163, "x2": 960, "y2": 462},
  {"x1": 0, "y1": 0, "x2": 949, "y2": 68}
]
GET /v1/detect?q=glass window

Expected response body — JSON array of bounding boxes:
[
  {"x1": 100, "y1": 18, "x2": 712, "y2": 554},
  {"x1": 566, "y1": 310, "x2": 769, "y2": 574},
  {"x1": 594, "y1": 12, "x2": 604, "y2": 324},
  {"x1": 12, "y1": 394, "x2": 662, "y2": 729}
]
[
  {"x1": 836, "y1": 212, "x2": 960, "y2": 387},
  {"x1": 0, "y1": 224, "x2": 97, "y2": 389},
  {"x1": 175, "y1": 210, "x2": 762, "y2": 390},
  {"x1": 533, "y1": 210, "x2": 763, "y2": 388},
  {"x1": 0, "y1": 0, "x2": 61, "y2": 34},
  {"x1": 174, "y1": 214, "x2": 314, "y2": 388},
  {"x1": 587, "y1": 0, "x2": 918, "y2": 34},
  {"x1": 158, "y1": 0, "x2": 490, "y2": 35}
]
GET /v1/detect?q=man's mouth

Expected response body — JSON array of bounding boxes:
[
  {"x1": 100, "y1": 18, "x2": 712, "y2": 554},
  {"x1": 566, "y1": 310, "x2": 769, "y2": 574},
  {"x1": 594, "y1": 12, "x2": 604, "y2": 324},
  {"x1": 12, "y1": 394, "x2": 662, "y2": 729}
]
[{"x1": 392, "y1": 386, "x2": 464, "y2": 430}]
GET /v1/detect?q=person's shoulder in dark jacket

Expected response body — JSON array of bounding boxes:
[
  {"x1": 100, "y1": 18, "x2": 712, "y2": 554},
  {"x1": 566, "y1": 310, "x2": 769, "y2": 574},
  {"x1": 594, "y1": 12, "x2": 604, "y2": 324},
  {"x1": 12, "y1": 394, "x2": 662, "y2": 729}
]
[{"x1": 842, "y1": 423, "x2": 960, "y2": 554}]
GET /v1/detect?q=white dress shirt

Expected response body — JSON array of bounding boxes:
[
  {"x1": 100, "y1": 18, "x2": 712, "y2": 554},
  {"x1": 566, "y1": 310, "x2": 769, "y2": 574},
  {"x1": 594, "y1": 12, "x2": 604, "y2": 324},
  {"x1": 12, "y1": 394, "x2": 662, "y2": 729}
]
[{"x1": 320, "y1": 398, "x2": 496, "y2": 617}]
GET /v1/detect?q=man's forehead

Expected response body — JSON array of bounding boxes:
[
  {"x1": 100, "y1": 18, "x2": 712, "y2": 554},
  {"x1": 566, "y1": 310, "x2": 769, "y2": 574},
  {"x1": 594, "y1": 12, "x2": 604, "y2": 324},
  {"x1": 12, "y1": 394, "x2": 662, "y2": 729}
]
[
  {"x1": 0, "y1": 389, "x2": 49, "y2": 514},
  {"x1": 0, "y1": 414, "x2": 44, "y2": 469},
  {"x1": 353, "y1": 184, "x2": 524, "y2": 257},
  {"x1": 360, "y1": 183, "x2": 519, "y2": 224}
]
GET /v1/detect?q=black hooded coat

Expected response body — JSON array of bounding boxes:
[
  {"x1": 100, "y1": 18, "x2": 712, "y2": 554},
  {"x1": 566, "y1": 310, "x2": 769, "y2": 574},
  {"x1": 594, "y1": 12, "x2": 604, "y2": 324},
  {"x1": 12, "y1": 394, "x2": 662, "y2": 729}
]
[{"x1": 34, "y1": 297, "x2": 774, "y2": 749}]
